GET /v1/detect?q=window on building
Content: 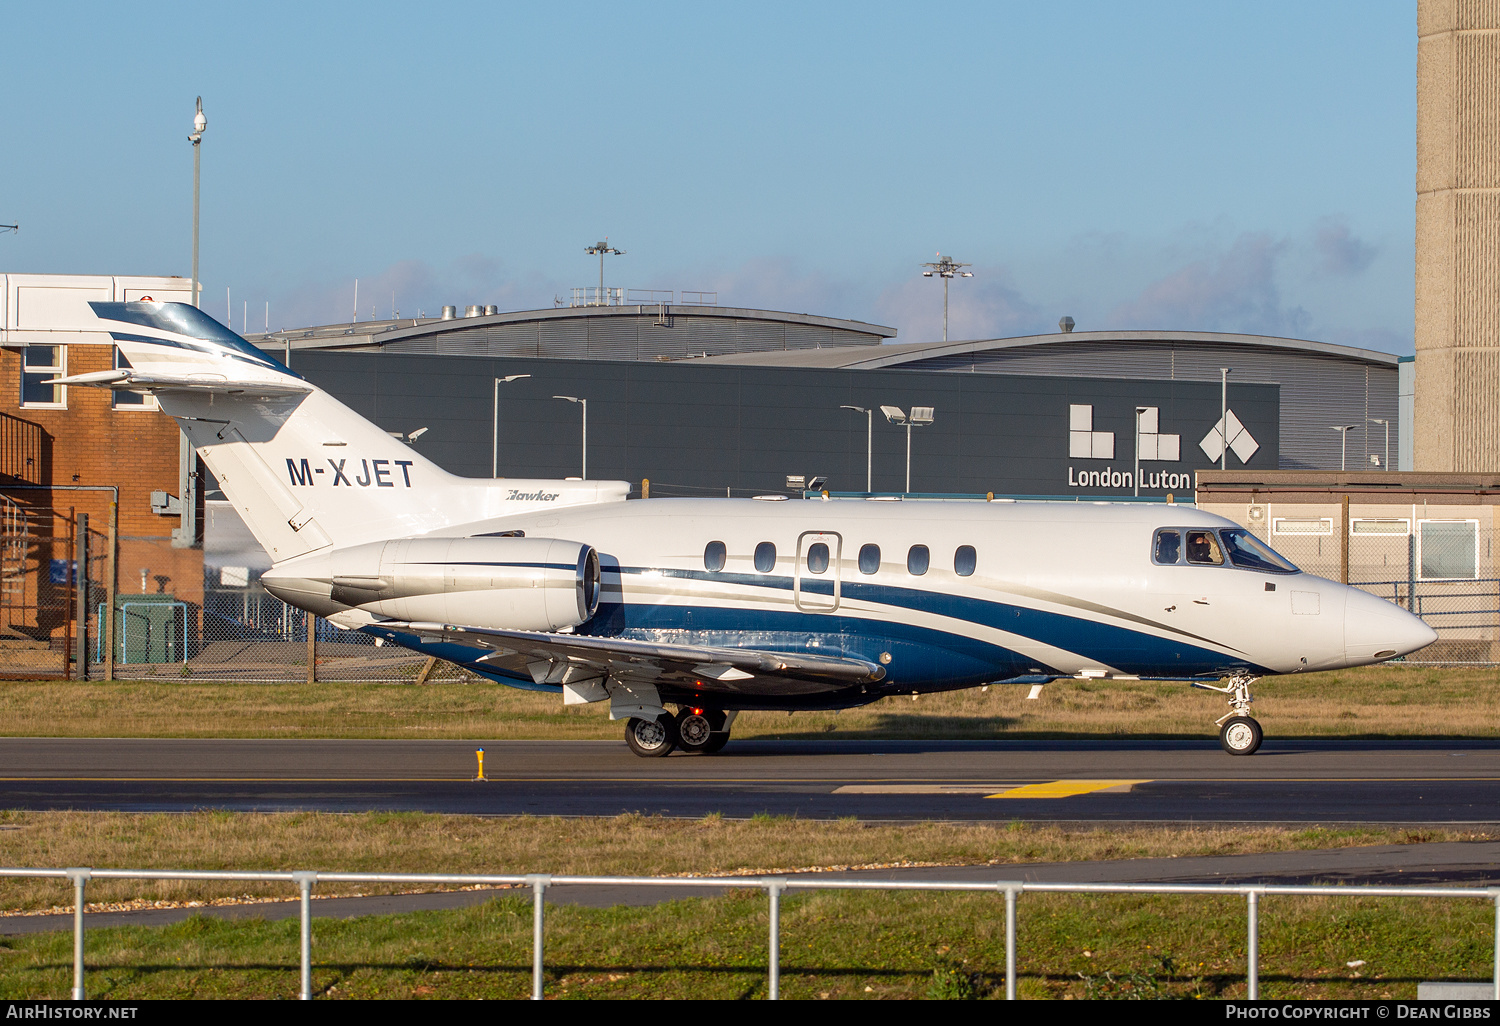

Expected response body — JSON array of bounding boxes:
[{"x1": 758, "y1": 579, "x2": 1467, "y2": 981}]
[
  {"x1": 1420, "y1": 520, "x2": 1478, "y2": 581},
  {"x1": 754, "y1": 542, "x2": 777, "y2": 573},
  {"x1": 858, "y1": 544, "x2": 880, "y2": 575},
  {"x1": 954, "y1": 545, "x2": 976, "y2": 576},
  {"x1": 907, "y1": 544, "x2": 929, "y2": 576},
  {"x1": 703, "y1": 541, "x2": 726, "y2": 572},
  {"x1": 20, "y1": 346, "x2": 65, "y2": 408},
  {"x1": 111, "y1": 347, "x2": 155, "y2": 409}
]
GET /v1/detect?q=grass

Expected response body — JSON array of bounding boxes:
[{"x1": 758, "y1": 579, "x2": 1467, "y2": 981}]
[
  {"x1": 0, "y1": 889, "x2": 1490, "y2": 999},
  {"x1": 1, "y1": 664, "x2": 1498, "y2": 740},
  {"x1": 0, "y1": 812, "x2": 1487, "y2": 914}
]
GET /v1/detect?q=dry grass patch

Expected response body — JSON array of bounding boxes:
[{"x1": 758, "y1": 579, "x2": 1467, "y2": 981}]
[
  {"x1": 0, "y1": 664, "x2": 1495, "y2": 741},
  {"x1": 0, "y1": 810, "x2": 1486, "y2": 914}
]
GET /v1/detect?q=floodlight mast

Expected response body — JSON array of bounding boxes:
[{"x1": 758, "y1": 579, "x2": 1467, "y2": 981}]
[
  {"x1": 584, "y1": 239, "x2": 624, "y2": 305},
  {"x1": 920, "y1": 253, "x2": 972, "y2": 343},
  {"x1": 882, "y1": 405, "x2": 935, "y2": 493}
]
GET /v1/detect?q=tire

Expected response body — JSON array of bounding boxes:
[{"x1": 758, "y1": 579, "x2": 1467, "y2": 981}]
[
  {"x1": 700, "y1": 731, "x2": 731, "y2": 754},
  {"x1": 624, "y1": 715, "x2": 677, "y2": 757},
  {"x1": 676, "y1": 710, "x2": 715, "y2": 751},
  {"x1": 1220, "y1": 716, "x2": 1263, "y2": 756}
]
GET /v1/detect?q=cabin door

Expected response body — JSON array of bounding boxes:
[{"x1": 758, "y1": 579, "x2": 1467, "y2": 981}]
[{"x1": 794, "y1": 531, "x2": 842, "y2": 612}]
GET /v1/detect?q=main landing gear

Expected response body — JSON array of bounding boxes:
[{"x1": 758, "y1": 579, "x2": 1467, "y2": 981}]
[
  {"x1": 1193, "y1": 674, "x2": 1264, "y2": 756},
  {"x1": 623, "y1": 708, "x2": 734, "y2": 757}
]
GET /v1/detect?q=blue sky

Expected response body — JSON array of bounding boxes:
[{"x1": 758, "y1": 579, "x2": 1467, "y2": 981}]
[{"x1": 0, "y1": 2, "x2": 1415, "y2": 351}]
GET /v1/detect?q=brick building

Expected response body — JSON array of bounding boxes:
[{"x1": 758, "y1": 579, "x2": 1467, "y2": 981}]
[{"x1": 0, "y1": 274, "x2": 202, "y2": 673}]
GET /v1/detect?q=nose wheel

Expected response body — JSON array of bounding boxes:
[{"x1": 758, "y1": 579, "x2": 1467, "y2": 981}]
[
  {"x1": 1194, "y1": 674, "x2": 1264, "y2": 756},
  {"x1": 1219, "y1": 715, "x2": 1263, "y2": 755}
]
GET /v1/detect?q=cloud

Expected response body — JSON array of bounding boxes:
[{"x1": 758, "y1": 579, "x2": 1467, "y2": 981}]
[
  {"x1": 269, "y1": 256, "x2": 565, "y2": 330},
  {"x1": 1107, "y1": 232, "x2": 1311, "y2": 337},
  {"x1": 873, "y1": 268, "x2": 1044, "y2": 344},
  {"x1": 1312, "y1": 217, "x2": 1377, "y2": 276}
]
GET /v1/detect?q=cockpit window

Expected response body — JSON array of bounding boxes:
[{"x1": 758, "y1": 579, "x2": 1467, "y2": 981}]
[
  {"x1": 1220, "y1": 529, "x2": 1300, "y2": 574},
  {"x1": 1184, "y1": 530, "x2": 1224, "y2": 566},
  {"x1": 1153, "y1": 530, "x2": 1181, "y2": 565}
]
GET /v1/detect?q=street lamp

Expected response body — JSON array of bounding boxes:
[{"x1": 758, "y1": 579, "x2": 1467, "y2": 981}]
[
  {"x1": 881, "y1": 405, "x2": 935, "y2": 494},
  {"x1": 492, "y1": 374, "x2": 531, "y2": 477},
  {"x1": 189, "y1": 96, "x2": 206, "y2": 309},
  {"x1": 1331, "y1": 424, "x2": 1360, "y2": 472},
  {"x1": 584, "y1": 239, "x2": 624, "y2": 305},
  {"x1": 554, "y1": 395, "x2": 588, "y2": 478},
  {"x1": 1369, "y1": 418, "x2": 1390, "y2": 471},
  {"x1": 1134, "y1": 407, "x2": 1149, "y2": 497},
  {"x1": 840, "y1": 405, "x2": 872, "y2": 492},
  {"x1": 1219, "y1": 367, "x2": 1231, "y2": 470},
  {"x1": 920, "y1": 254, "x2": 973, "y2": 344}
]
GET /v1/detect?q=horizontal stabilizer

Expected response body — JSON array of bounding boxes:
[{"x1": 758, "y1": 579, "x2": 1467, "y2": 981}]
[
  {"x1": 48, "y1": 369, "x2": 312, "y2": 397},
  {"x1": 385, "y1": 621, "x2": 887, "y2": 696}
]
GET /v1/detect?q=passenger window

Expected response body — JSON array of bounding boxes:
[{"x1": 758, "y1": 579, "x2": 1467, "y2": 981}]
[
  {"x1": 754, "y1": 541, "x2": 777, "y2": 573},
  {"x1": 806, "y1": 542, "x2": 829, "y2": 574},
  {"x1": 1185, "y1": 530, "x2": 1225, "y2": 566},
  {"x1": 858, "y1": 544, "x2": 881, "y2": 575},
  {"x1": 1153, "y1": 530, "x2": 1181, "y2": 565},
  {"x1": 907, "y1": 544, "x2": 929, "y2": 576},
  {"x1": 704, "y1": 541, "x2": 726, "y2": 572},
  {"x1": 954, "y1": 545, "x2": 976, "y2": 577}
]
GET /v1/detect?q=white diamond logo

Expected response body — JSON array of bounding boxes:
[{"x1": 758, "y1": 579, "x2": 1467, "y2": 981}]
[{"x1": 1200, "y1": 410, "x2": 1259, "y2": 464}]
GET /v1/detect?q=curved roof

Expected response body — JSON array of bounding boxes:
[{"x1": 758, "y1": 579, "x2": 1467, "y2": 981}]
[
  {"x1": 250, "y1": 304, "x2": 896, "y2": 357},
  {"x1": 697, "y1": 329, "x2": 1402, "y2": 370}
]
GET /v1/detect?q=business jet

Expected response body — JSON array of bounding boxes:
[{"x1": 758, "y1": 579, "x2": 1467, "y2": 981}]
[{"x1": 58, "y1": 301, "x2": 1438, "y2": 757}]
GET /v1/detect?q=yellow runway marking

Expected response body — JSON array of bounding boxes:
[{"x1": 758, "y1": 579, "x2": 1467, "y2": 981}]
[{"x1": 988, "y1": 779, "x2": 1151, "y2": 798}]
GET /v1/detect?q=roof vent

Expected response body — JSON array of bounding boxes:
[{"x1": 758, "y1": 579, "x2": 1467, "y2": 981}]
[
  {"x1": 464, "y1": 305, "x2": 483, "y2": 318},
  {"x1": 484, "y1": 305, "x2": 499, "y2": 316},
  {"x1": 440, "y1": 306, "x2": 457, "y2": 320},
  {"x1": 1059, "y1": 316, "x2": 1076, "y2": 333}
]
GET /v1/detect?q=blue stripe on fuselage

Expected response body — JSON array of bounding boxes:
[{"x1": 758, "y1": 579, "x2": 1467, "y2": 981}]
[{"x1": 594, "y1": 566, "x2": 1266, "y2": 678}]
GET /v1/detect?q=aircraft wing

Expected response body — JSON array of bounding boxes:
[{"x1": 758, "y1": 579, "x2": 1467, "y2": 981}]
[{"x1": 388, "y1": 620, "x2": 887, "y2": 696}]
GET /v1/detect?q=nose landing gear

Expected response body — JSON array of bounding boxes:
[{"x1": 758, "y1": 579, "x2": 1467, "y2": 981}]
[{"x1": 1193, "y1": 674, "x2": 1263, "y2": 756}]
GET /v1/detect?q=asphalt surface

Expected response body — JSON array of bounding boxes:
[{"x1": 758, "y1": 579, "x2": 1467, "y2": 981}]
[{"x1": 0, "y1": 736, "x2": 1497, "y2": 824}]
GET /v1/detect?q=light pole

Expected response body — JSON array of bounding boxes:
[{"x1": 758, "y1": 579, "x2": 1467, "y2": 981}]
[
  {"x1": 1331, "y1": 424, "x2": 1359, "y2": 472},
  {"x1": 881, "y1": 405, "x2": 935, "y2": 494},
  {"x1": 1134, "y1": 407, "x2": 1149, "y2": 497},
  {"x1": 554, "y1": 395, "x2": 588, "y2": 478},
  {"x1": 840, "y1": 405, "x2": 872, "y2": 492},
  {"x1": 920, "y1": 254, "x2": 973, "y2": 343},
  {"x1": 585, "y1": 239, "x2": 624, "y2": 305},
  {"x1": 1369, "y1": 418, "x2": 1390, "y2": 471},
  {"x1": 1219, "y1": 367, "x2": 1231, "y2": 470},
  {"x1": 189, "y1": 97, "x2": 206, "y2": 308},
  {"x1": 492, "y1": 374, "x2": 531, "y2": 477}
]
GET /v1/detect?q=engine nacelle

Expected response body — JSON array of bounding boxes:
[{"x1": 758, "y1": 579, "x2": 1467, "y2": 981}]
[{"x1": 263, "y1": 535, "x2": 601, "y2": 631}]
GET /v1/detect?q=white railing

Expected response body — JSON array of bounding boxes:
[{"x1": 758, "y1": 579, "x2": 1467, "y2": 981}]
[{"x1": 8, "y1": 867, "x2": 1497, "y2": 1001}]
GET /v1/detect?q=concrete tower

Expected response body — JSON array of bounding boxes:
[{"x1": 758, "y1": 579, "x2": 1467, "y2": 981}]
[{"x1": 1416, "y1": 1, "x2": 1500, "y2": 469}]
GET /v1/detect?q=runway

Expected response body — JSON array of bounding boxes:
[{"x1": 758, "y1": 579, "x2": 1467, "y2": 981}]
[{"x1": 0, "y1": 737, "x2": 1498, "y2": 823}]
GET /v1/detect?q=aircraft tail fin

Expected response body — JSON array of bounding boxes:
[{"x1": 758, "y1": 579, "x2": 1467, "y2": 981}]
[{"x1": 61, "y1": 302, "x2": 627, "y2": 562}]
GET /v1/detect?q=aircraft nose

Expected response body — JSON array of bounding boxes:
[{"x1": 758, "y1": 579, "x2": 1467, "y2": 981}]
[{"x1": 1344, "y1": 586, "x2": 1438, "y2": 663}]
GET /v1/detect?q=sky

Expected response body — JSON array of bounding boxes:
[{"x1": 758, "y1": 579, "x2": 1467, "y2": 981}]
[{"x1": 0, "y1": 2, "x2": 1416, "y2": 352}]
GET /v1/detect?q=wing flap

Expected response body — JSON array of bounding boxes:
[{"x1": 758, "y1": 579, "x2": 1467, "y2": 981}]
[{"x1": 387, "y1": 620, "x2": 885, "y2": 696}]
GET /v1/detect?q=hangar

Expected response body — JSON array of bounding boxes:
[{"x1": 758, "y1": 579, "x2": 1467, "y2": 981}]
[{"x1": 250, "y1": 306, "x2": 1402, "y2": 499}]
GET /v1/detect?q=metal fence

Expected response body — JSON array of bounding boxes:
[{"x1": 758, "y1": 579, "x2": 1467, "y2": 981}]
[{"x1": 11, "y1": 865, "x2": 1500, "y2": 1001}]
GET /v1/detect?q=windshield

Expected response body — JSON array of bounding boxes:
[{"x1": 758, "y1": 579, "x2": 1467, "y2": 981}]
[{"x1": 1220, "y1": 529, "x2": 1300, "y2": 574}]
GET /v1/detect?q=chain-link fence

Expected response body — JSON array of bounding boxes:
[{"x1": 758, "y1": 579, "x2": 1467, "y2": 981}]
[{"x1": 1244, "y1": 503, "x2": 1499, "y2": 664}]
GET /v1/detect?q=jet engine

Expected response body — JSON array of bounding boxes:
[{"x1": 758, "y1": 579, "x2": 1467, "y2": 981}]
[{"x1": 262, "y1": 535, "x2": 602, "y2": 631}]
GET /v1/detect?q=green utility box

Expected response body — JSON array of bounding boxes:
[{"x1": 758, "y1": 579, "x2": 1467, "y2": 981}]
[{"x1": 113, "y1": 594, "x2": 189, "y2": 664}]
